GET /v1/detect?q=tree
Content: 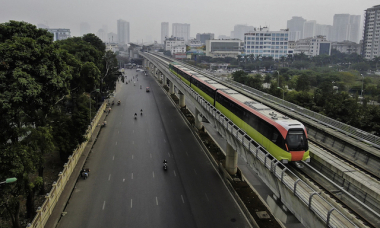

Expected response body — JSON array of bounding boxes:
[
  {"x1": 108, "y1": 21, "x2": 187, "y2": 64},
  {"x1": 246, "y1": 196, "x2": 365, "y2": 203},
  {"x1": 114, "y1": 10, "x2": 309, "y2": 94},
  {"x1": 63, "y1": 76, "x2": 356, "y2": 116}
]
[
  {"x1": 82, "y1": 33, "x2": 106, "y2": 53},
  {"x1": 295, "y1": 73, "x2": 311, "y2": 91},
  {"x1": 0, "y1": 21, "x2": 72, "y2": 226}
]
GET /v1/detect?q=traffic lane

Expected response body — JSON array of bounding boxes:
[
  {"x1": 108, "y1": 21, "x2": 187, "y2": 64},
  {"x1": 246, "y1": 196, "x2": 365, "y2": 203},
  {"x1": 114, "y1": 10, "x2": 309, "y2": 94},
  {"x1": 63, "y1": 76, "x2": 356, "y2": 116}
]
[
  {"x1": 152, "y1": 86, "x2": 250, "y2": 227},
  {"x1": 161, "y1": 112, "x2": 250, "y2": 228},
  {"x1": 113, "y1": 70, "x2": 197, "y2": 228}
]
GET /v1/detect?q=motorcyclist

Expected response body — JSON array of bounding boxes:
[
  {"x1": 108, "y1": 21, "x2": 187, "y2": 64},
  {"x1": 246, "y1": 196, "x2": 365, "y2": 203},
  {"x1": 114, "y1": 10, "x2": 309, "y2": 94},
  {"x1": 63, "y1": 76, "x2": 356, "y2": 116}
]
[
  {"x1": 134, "y1": 113, "x2": 137, "y2": 118},
  {"x1": 163, "y1": 159, "x2": 167, "y2": 164},
  {"x1": 118, "y1": 100, "x2": 121, "y2": 105}
]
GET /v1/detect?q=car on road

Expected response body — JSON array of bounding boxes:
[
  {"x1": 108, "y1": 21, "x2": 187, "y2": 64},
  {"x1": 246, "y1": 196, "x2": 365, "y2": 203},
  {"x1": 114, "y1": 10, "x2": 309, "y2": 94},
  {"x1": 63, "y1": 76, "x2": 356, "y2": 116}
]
[{"x1": 146, "y1": 87, "x2": 150, "y2": 92}]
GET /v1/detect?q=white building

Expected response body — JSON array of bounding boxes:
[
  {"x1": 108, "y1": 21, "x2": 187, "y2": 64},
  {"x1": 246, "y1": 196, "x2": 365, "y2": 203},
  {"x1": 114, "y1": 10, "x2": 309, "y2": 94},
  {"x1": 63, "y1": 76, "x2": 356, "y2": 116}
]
[
  {"x1": 363, "y1": 5, "x2": 380, "y2": 59},
  {"x1": 106, "y1": 43, "x2": 118, "y2": 53},
  {"x1": 161, "y1": 22, "x2": 169, "y2": 44},
  {"x1": 287, "y1": 16, "x2": 306, "y2": 41},
  {"x1": 332, "y1": 14, "x2": 361, "y2": 43},
  {"x1": 233, "y1": 24, "x2": 255, "y2": 40},
  {"x1": 117, "y1": 19, "x2": 130, "y2": 45},
  {"x1": 303, "y1": 20, "x2": 316, "y2": 38},
  {"x1": 164, "y1": 37, "x2": 186, "y2": 55},
  {"x1": 46, "y1": 29, "x2": 71, "y2": 41},
  {"x1": 294, "y1": 36, "x2": 331, "y2": 56},
  {"x1": 187, "y1": 39, "x2": 203, "y2": 48},
  {"x1": 332, "y1": 41, "x2": 361, "y2": 55},
  {"x1": 205, "y1": 39, "x2": 243, "y2": 58},
  {"x1": 172, "y1": 23, "x2": 190, "y2": 41},
  {"x1": 244, "y1": 28, "x2": 289, "y2": 60},
  {"x1": 97, "y1": 29, "x2": 106, "y2": 42}
]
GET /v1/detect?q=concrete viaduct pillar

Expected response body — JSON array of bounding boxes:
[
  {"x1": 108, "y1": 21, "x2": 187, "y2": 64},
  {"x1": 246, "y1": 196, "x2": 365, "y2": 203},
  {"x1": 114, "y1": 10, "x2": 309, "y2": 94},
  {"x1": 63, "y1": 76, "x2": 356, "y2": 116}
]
[
  {"x1": 225, "y1": 143, "x2": 238, "y2": 175},
  {"x1": 169, "y1": 80, "x2": 175, "y2": 94},
  {"x1": 194, "y1": 108, "x2": 203, "y2": 130},
  {"x1": 179, "y1": 91, "x2": 185, "y2": 108}
]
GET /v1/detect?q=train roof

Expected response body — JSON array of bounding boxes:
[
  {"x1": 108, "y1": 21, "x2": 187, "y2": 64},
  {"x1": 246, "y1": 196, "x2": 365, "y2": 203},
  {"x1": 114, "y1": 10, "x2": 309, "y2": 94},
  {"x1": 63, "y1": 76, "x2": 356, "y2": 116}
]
[{"x1": 170, "y1": 61, "x2": 305, "y2": 132}]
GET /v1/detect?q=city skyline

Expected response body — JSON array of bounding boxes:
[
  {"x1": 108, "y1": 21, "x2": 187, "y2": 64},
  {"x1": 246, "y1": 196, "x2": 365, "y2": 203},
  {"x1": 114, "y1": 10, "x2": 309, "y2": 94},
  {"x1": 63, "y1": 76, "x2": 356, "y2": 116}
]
[{"x1": 1, "y1": 0, "x2": 378, "y2": 43}]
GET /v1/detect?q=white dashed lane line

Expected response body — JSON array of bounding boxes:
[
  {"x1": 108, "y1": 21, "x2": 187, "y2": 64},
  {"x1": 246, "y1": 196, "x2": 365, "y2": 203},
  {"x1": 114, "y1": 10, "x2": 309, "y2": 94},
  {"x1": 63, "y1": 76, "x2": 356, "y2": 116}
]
[
  {"x1": 152, "y1": 171, "x2": 155, "y2": 178},
  {"x1": 131, "y1": 199, "x2": 133, "y2": 208},
  {"x1": 131, "y1": 173, "x2": 133, "y2": 179},
  {"x1": 205, "y1": 193, "x2": 209, "y2": 201},
  {"x1": 102, "y1": 201, "x2": 106, "y2": 210},
  {"x1": 174, "y1": 170, "x2": 177, "y2": 177},
  {"x1": 181, "y1": 195, "x2": 185, "y2": 204},
  {"x1": 156, "y1": 197, "x2": 158, "y2": 205},
  {"x1": 108, "y1": 174, "x2": 111, "y2": 181}
]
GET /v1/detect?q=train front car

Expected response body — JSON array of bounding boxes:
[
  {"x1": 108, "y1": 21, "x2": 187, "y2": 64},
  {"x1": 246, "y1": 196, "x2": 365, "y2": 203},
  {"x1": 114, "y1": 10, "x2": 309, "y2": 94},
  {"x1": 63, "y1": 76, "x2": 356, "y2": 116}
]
[{"x1": 276, "y1": 120, "x2": 310, "y2": 163}]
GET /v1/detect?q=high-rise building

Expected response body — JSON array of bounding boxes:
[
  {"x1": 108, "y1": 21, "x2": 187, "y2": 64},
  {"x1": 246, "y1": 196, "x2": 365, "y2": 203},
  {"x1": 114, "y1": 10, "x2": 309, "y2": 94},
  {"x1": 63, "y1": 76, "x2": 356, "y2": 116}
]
[
  {"x1": 363, "y1": 5, "x2": 380, "y2": 59},
  {"x1": 244, "y1": 28, "x2": 290, "y2": 60},
  {"x1": 97, "y1": 29, "x2": 106, "y2": 42},
  {"x1": 303, "y1": 20, "x2": 316, "y2": 39},
  {"x1": 80, "y1": 22, "x2": 91, "y2": 36},
  {"x1": 287, "y1": 16, "x2": 306, "y2": 41},
  {"x1": 332, "y1": 14, "x2": 350, "y2": 42},
  {"x1": 172, "y1": 23, "x2": 190, "y2": 41},
  {"x1": 315, "y1": 24, "x2": 332, "y2": 40},
  {"x1": 196, "y1": 33, "x2": 215, "y2": 44},
  {"x1": 349, "y1": 15, "x2": 361, "y2": 43},
  {"x1": 233, "y1": 24, "x2": 255, "y2": 40},
  {"x1": 161, "y1": 22, "x2": 169, "y2": 44},
  {"x1": 331, "y1": 14, "x2": 360, "y2": 43},
  {"x1": 117, "y1": 19, "x2": 130, "y2": 45}
]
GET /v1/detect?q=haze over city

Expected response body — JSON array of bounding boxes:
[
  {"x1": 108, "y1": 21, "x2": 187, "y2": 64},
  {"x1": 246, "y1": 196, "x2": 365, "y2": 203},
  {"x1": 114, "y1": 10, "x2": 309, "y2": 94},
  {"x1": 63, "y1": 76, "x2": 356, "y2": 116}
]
[{"x1": 1, "y1": 0, "x2": 378, "y2": 42}]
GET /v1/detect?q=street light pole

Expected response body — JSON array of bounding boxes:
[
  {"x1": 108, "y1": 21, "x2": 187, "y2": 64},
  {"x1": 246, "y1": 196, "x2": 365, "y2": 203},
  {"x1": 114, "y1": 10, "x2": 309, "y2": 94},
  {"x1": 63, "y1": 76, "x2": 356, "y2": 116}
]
[
  {"x1": 277, "y1": 87, "x2": 284, "y2": 102},
  {"x1": 361, "y1": 74, "x2": 364, "y2": 97},
  {"x1": 276, "y1": 71, "x2": 280, "y2": 87},
  {"x1": 89, "y1": 89, "x2": 100, "y2": 142}
]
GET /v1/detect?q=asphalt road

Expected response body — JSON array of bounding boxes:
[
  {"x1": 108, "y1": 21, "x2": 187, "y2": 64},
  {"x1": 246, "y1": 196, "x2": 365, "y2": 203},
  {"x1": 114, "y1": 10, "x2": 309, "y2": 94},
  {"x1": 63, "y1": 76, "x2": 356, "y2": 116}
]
[{"x1": 57, "y1": 69, "x2": 251, "y2": 228}]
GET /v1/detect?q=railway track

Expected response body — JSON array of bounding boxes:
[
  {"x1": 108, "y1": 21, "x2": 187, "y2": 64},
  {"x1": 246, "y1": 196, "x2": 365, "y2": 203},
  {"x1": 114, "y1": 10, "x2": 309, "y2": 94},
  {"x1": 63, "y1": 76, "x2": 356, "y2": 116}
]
[{"x1": 144, "y1": 52, "x2": 380, "y2": 227}]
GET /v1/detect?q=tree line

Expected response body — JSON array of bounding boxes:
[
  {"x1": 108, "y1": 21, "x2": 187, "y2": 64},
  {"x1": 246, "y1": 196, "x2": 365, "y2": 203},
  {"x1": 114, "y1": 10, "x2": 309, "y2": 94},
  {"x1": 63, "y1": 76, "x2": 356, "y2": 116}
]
[{"x1": 0, "y1": 21, "x2": 121, "y2": 228}]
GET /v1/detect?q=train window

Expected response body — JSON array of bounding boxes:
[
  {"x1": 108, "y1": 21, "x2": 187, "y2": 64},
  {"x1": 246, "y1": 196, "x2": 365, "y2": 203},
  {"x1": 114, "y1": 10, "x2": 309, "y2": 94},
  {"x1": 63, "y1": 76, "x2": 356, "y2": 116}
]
[{"x1": 286, "y1": 130, "x2": 308, "y2": 151}]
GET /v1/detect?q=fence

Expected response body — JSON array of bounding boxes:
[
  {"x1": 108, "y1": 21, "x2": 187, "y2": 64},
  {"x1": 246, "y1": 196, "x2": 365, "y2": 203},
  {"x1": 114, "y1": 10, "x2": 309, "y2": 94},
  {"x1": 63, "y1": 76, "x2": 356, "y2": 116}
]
[{"x1": 27, "y1": 102, "x2": 106, "y2": 228}]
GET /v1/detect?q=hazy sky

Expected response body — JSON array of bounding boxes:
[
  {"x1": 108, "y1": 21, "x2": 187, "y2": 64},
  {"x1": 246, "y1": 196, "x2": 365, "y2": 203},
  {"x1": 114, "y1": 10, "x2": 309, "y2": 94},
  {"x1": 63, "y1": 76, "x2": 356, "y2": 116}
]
[{"x1": 1, "y1": 0, "x2": 378, "y2": 43}]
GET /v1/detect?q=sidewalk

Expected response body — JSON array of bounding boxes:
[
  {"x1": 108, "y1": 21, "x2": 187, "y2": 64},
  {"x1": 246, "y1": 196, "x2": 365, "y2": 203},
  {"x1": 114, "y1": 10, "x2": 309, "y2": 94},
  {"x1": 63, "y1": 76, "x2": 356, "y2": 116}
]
[{"x1": 45, "y1": 110, "x2": 108, "y2": 228}]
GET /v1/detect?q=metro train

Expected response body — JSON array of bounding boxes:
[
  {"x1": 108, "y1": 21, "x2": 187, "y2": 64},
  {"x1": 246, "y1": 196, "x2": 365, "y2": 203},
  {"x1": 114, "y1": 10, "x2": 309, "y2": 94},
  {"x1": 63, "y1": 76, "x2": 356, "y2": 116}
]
[{"x1": 168, "y1": 62, "x2": 310, "y2": 163}]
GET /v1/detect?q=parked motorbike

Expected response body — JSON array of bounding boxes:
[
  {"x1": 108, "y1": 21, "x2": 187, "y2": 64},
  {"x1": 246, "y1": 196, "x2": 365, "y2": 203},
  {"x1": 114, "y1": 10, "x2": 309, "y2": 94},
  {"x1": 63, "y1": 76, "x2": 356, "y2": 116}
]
[{"x1": 81, "y1": 168, "x2": 90, "y2": 179}]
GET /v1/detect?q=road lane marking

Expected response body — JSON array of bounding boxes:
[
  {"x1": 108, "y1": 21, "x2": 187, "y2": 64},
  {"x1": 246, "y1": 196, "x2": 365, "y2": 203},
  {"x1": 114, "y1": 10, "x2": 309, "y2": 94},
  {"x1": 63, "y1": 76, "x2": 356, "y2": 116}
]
[
  {"x1": 123, "y1": 179, "x2": 125, "y2": 182},
  {"x1": 168, "y1": 153, "x2": 170, "y2": 157},
  {"x1": 205, "y1": 193, "x2": 209, "y2": 201},
  {"x1": 174, "y1": 170, "x2": 176, "y2": 176},
  {"x1": 118, "y1": 131, "x2": 119, "y2": 134},
  {"x1": 116, "y1": 142, "x2": 117, "y2": 145},
  {"x1": 102, "y1": 201, "x2": 106, "y2": 210},
  {"x1": 156, "y1": 197, "x2": 158, "y2": 205},
  {"x1": 131, "y1": 199, "x2": 133, "y2": 208},
  {"x1": 161, "y1": 128, "x2": 163, "y2": 132},
  {"x1": 112, "y1": 156, "x2": 114, "y2": 160},
  {"x1": 186, "y1": 151, "x2": 188, "y2": 156},
  {"x1": 194, "y1": 169, "x2": 197, "y2": 175},
  {"x1": 150, "y1": 154, "x2": 152, "y2": 158},
  {"x1": 148, "y1": 140, "x2": 150, "y2": 144},
  {"x1": 164, "y1": 139, "x2": 166, "y2": 143},
  {"x1": 132, "y1": 155, "x2": 134, "y2": 159},
  {"x1": 132, "y1": 141, "x2": 134, "y2": 144},
  {"x1": 181, "y1": 195, "x2": 185, "y2": 204},
  {"x1": 133, "y1": 130, "x2": 134, "y2": 134},
  {"x1": 152, "y1": 171, "x2": 155, "y2": 178},
  {"x1": 131, "y1": 173, "x2": 133, "y2": 179},
  {"x1": 108, "y1": 174, "x2": 111, "y2": 181}
]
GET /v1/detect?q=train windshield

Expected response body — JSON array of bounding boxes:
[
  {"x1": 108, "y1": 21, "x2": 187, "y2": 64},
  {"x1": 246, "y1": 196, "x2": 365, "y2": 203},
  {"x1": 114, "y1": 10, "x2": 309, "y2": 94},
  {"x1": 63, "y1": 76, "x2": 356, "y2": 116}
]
[{"x1": 286, "y1": 130, "x2": 308, "y2": 151}]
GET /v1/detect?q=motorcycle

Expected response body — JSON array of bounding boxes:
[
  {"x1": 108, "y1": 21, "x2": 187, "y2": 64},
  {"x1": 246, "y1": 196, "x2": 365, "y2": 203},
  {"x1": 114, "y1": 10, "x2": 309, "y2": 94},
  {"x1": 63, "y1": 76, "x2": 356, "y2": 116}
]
[
  {"x1": 81, "y1": 168, "x2": 90, "y2": 179},
  {"x1": 117, "y1": 101, "x2": 121, "y2": 106},
  {"x1": 163, "y1": 163, "x2": 168, "y2": 171}
]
